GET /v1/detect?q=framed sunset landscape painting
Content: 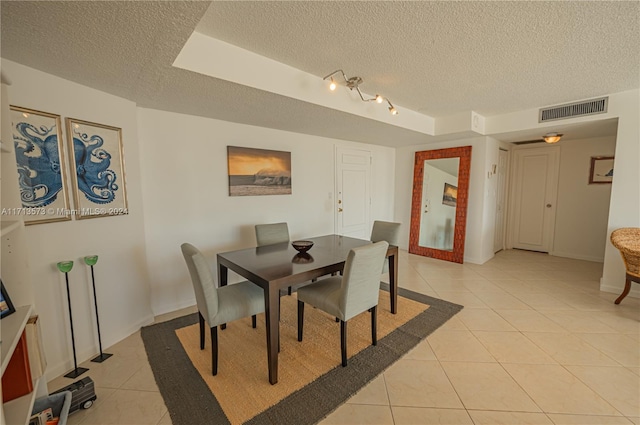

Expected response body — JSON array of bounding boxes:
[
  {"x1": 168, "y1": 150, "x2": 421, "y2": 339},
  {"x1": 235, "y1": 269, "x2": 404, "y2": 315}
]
[{"x1": 227, "y1": 146, "x2": 292, "y2": 196}]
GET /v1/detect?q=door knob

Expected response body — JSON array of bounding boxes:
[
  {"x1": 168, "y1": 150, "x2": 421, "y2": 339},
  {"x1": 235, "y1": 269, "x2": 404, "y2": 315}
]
[
  {"x1": 338, "y1": 208, "x2": 343, "y2": 212},
  {"x1": 546, "y1": 204, "x2": 552, "y2": 208}
]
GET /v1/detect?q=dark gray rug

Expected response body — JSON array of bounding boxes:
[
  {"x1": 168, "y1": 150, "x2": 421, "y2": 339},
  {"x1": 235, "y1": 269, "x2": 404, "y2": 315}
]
[{"x1": 141, "y1": 284, "x2": 462, "y2": 425}]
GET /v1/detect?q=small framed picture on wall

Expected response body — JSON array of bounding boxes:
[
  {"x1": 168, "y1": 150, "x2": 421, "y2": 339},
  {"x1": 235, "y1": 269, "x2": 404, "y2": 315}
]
[
  {"x1": 227, "y1": 146, "x2": 292, "y2": 196},
  {"x1": 442, "y1": 183, "x2": 458, "y2": 207},
  {"x1": 589, "y1": 156, "x2": 614, "y2": 184}
]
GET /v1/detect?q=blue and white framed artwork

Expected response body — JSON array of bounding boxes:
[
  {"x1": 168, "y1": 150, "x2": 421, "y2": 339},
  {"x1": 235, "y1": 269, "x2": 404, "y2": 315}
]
[
  {"x1": 10, "y1": 105, "x2": 72, "y2": 224},
  {"x1": 65, "y1": 118, "x2": 128, "y2": 219}
]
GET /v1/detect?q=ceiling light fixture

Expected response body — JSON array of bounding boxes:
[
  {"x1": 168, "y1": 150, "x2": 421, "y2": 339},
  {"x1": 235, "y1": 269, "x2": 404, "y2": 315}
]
[
  {"x1": 323, "y1": 69, "x2": 398, "y2": 116},
  {"x1": 542, "y1": 132, "x2": 563, "y2": 144}
]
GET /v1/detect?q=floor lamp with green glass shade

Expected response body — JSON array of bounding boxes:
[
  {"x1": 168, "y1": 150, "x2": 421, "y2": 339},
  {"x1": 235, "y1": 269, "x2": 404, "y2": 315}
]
[
  {"x1": 85, "y1": 255, "x2": 112, "y2": 362},
  {"x1": 57, "y1": 260, "x2": 89, "y2": 378}
]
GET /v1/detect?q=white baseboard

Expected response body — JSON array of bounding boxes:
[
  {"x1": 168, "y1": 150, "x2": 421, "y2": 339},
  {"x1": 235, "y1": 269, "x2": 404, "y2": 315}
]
[
  {"x1": 600, "y1": 282, "x2": 640, "y2": 299},
  {"x1": 550, "y1": 251, "x2": 604, "y2": 263},
  {"x1": 45, "y1": 312, "x2": 155, "y2": 381},
  {"x1": 152, "y1": 297, "x2": 197, "y2": 317},
  {"x1": 464, "y1": 252, "x2": 495, "y2": 265}
]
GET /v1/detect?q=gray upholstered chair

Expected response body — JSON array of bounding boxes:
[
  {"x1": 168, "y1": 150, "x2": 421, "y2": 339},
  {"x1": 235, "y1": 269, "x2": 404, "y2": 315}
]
[
  {"x1": 181, "y1": 243, "x2": 265, "y2": 375},
  {"x1": 255, "y1": 222, "x2": 289, "y2": 247},
  {"x1": 371, "y1": 220, "x2": 400, "y2": 273},
  {"x1": 296, "y1": 241, "x2": 389, "y2": 367},
  {"x1": 371, "y1": 220, "x2": 401, "y2": 246},
  {"x1": 255, "y1": 222, "x2": 294, "y2": 295}
]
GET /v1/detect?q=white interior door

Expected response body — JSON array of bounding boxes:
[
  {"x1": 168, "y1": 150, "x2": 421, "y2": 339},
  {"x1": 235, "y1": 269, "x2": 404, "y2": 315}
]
[
  {"x1": 509, "y1": 145, "x2": 560, "y2": 253},
  {"x1": 335, "y1": 146, "x2": 371, "y2": 238},
  {"x1": 494, "y1": 149, "x2": 508, "y2": 253}
]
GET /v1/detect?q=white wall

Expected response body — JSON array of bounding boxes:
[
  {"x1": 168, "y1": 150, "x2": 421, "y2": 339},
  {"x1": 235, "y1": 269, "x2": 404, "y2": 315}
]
[
  {"x1": 481, "y1": 137, "x2": 500, "y2": 259},
  {"x1": 553, "y1": 136, "x2": 616, "y2": 261},
  {"x1": 395, "y1": 136, "x2": 495, "y2": 264},
  {"x1": 601, "y1": 90, "x2": 640, "y2": 296},
  {"x1": 1, "y1": 60, "x2": 153, "y2": 379},
  {"x1": 136, "y1": 108, "x2": 396, "y2": 315}
]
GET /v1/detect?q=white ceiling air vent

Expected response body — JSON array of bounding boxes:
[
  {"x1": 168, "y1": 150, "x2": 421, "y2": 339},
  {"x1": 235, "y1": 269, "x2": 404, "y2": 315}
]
[{"x1": 539, "y1": 97, "x2": 608, "y2": 122}]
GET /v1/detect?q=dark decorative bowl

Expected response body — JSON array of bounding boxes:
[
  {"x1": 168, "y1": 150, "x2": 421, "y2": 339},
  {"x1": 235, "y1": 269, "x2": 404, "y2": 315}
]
[
  {"x1": 292, "y1": 240, "x2": 314, "y2": 253},
  {"x1": 292, "y1": 253, "x2": 314, "y2": 264}
]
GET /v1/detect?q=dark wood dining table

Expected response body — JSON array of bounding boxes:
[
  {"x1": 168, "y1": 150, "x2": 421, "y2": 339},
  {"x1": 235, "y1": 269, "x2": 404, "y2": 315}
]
[{"x1": 217, "y1": 234, "x2": 399, "y2": 385}]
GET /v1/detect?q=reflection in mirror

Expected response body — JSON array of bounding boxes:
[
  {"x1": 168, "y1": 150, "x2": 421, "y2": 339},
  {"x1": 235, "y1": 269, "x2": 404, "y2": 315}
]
[
  {"x1": 418, "y1": 157, "x2": 460, "y2": 251},
  {"x1": 409, "y1": 146, "x2": 472, "y2": 263}
]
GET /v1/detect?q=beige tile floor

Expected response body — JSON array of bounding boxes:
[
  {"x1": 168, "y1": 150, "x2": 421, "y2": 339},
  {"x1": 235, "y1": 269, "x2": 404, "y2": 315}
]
[{"x1": 48, "y1": 249, "x2": 640, "y2": 425}]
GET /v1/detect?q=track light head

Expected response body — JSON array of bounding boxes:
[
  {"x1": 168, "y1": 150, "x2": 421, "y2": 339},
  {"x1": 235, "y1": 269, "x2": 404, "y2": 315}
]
[
  {"x1": 323, "y1": 69, "x2": 398, "y2": 116},
  {"x1": 387, "y1": 100, "x2": 398, "y2": 115}
]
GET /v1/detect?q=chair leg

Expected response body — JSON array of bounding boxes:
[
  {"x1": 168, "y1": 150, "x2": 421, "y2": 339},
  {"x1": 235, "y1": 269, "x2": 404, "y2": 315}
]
[
  {"x1": 371, "y1": 306, "x2": 377, "y2": 346},
  {"x1": 211, "y1": 326, "x2": 218, "y2": 376},
  {"x1": 252, "y1": 315, "x2": 257, "y2": 328},
  {"x1": 297, "y1": 300, "x2": 304, "y2": 341},
  {"x1": 614, "y1": 276, "x2": 633, "y2": 304},
  {"x1": 199, "y1": 312, "x2": 205, "y2": 350},
  {"x1": 340, "y1": 320, "x2": 348, "y2": 367}
]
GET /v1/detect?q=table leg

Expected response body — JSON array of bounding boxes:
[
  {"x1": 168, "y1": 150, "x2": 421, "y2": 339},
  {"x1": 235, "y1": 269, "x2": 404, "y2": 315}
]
[
  {"x1": 218, "y1": 264, "x2": 228, "y2": 330},
  {"x1": 265, "y1": 286, "x2": 280, "y2": 384},
  {"x1": 389, "y1": 250, "x2": 398, "y2": 314}
]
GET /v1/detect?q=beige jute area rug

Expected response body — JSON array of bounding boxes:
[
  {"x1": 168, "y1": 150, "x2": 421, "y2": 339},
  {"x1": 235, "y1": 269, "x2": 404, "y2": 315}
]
[{"x1": 142, "y1": 284, "x2": 463, "y2": 425}]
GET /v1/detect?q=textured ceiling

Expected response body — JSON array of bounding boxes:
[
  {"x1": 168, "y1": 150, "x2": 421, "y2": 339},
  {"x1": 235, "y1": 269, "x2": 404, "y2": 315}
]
[
  {"x1": 1, "y1": 1, "x2": 637, "y2": 147},
  {"x1": 198, "y1": 1, "x2": 640, "y2": 117}
]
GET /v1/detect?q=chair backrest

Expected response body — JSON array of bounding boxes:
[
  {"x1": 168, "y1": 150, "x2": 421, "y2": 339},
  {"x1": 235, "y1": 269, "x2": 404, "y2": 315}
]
[
  {"x1": 255, "y1": 222, "x2": 290, "y2": 246},
  {"x1": 339, "y1": 241, "x2": 389, "y2": 321},
  {"x1": 371, "y1": 220, "x2": 401, "y2": 246},
  {"x1": 611, "y1": 228, "x2": 640, "y2": 277},
  {"x1": 181, "y1": 243, "x2": 218, "y2": 322}
]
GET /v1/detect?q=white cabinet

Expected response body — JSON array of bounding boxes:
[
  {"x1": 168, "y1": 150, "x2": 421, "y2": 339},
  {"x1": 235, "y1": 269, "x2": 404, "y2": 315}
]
[{"x1": 1, "y1": 305, "x2": 47, "y2": 425}]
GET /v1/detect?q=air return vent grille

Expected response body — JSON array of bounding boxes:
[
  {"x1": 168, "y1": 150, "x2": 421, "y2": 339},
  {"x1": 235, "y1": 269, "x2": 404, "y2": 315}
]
[
  {"x1": 539, "y1": 97, "x2": 608, "y2": 122},
  {"x1": 513, "y1": 139, "x2": 544, "y2": 145}
]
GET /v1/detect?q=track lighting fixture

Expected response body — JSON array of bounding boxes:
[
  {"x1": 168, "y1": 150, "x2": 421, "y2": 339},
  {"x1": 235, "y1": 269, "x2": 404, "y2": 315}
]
[
  {"x1": 542, "y1": 132, "x2": 563, "y2": 144},
  {"x1": 323, "y1": 69, "x2": 398, "y2": 115}
]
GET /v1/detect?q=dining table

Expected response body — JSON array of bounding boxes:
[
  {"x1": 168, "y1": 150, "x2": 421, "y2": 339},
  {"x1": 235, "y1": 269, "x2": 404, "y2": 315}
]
[{"x1": 217, "y1": 234, "x2": 399, "y2": 385}]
